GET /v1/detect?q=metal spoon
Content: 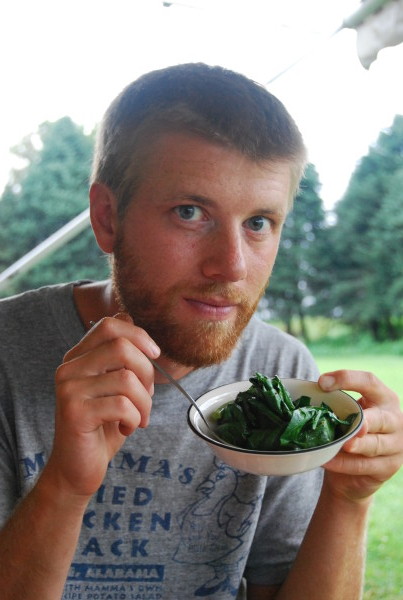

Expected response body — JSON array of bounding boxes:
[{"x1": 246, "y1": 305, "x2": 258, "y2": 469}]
[{"x1": 149, "y1": 357, "x2": 228, "y2": 444}]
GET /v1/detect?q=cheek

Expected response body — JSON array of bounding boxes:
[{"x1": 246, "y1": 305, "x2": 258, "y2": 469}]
[
  {"x1": 247, "y1": 244, "x2": 279, "y2": 283},
  {"x1": 142, "y1": 241, "x2": 194, "y2": 288},
  {"x1": 157, "y1": 235, "x2": 201, "y2": 269},
  {"x1": 130, "y1": 228, "x2": 187, "y2": 266}
]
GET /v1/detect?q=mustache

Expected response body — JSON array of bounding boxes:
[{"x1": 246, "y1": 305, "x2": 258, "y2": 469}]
[{"x1": 182, "y1": 282, "x2": 249, "y2": 304}]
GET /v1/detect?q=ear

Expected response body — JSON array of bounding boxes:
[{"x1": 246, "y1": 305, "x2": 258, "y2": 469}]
[{"x1": 89, "y1": 183, "x2": 119, "y2": 254}]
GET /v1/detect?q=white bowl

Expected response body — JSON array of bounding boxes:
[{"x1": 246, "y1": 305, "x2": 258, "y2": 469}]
[{"x1": 187, "y1": 378, "x2": 364, "y2": 476}]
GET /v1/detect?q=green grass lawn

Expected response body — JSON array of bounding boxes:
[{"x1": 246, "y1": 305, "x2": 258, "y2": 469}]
[{"x1": 312, "y1": 351, "x2": 403, "y2": 600}]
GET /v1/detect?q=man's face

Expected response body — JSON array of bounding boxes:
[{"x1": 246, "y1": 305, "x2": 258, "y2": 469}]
[{"x1": 112, "y1": 132, "x2": 291, "y2": 368}]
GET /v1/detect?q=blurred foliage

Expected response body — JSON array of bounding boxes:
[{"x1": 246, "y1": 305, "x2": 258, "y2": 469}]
[
  {"x1": 265, "y1": 163, "x2": 328, "y2": 340},
  {"x1": 266, "y1": 114, "x2": 403, "y2": 342},
  {"x1": 326, "y1": 115, "x2": 403, "y2": 341},
  {"x1": 0, "y1": 117, "x2": 109, "y2": 297}
]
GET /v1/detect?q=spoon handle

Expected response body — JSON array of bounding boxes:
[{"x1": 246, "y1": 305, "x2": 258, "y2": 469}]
[{"x1": 148, "y1": 358, "x2": 210, "y2": 428}]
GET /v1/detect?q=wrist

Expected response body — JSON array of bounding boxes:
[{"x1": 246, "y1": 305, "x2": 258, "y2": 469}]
[
  {"x1": 322, "y1": 473, "x2": 373, "y2": 513},
  {"x1": 36, "y1": 464, "x2": 93, "y2": 515}
]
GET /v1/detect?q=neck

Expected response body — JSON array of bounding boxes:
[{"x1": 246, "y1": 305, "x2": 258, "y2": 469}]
[{"x1": 73, "y1": 279, "x2": 120, "y2": 330}]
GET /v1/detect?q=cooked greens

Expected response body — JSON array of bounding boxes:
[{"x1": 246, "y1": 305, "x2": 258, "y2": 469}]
[{"x1": 211, "y1": 373, "x2": 358, "y2": 451}]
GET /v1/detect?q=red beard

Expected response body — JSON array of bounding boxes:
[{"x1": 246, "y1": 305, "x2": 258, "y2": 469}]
[{"x1": 112, "y1": 236, "x2": 264, "y2": 368}]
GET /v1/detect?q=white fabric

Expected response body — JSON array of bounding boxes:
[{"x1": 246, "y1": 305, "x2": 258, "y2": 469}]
[{"x1": 355, "y1": 0, "x2": 403, "y2": 68}]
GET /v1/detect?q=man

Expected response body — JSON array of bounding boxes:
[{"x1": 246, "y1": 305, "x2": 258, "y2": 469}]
[{"x1": 0, "y1": 63, "x2": 402, "y2": 600}]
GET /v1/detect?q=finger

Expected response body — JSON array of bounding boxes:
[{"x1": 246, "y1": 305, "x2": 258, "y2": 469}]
[
  {"x1": 343, "y1": 429, "x2": 402, "y2": 457},
  {"x1": 83, "y1": 394, "x2": 143, "y2": 436},
  {"x1": 57, "y1": 337, "x2": 155, "y2": 396},
  {"x1": 87, "y1": 368, "x2": 153, "y2": 428},
  {"x1": 61, "y1": 336, "x2": 152, "y2": 377},
  {"x1": 341, "y1": 403, "x2": 403, "y2": 453},
  {"x1": 57, "y1": 369, "x2": 152, "y2": 429},
  {"x1": 325, "y1": 449, "x2": 402, "y2": 482},
  {"x1": 65, "y1": 315, "x2": 160, "y2": 362},
  {"x1": 343, "y1": 405, "x2": 403, "y2": 455},
  {"x1": 363, "y1": 405, "x2": 399, "y2": 435},
  {"x1": 318, "y1": 369, "x2": 399, "y2": 408}
]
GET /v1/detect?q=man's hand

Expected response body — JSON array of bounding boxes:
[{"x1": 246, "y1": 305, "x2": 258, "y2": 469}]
[
  {"x1": 318, "y1": 369, "x2": 403, "y2": 502},
  {"x1": 44, "y1": 314, "x2": 160, "y2": 499}
]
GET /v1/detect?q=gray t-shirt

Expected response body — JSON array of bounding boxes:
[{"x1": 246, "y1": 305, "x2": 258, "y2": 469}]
[{"x1": 0, "y1": 282, "x2": 323, "y2": 599}]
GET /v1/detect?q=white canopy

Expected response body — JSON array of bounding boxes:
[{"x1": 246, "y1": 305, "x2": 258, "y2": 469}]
[{"x1": 343, "y1": 0, "x2": 403, "y2": 68}]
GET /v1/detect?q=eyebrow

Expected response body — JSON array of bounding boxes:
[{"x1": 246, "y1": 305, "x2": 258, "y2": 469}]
[{"x1": 178, "y1": 194, "x2": 213, "y2": 206}]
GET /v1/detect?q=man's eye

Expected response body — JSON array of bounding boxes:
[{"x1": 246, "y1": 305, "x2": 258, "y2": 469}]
[
  {"x1": 174, "y1": 205, "x2": 203, "y2": 221},
  {"x1": 245, "y1": 215, "x2": 270, "y2": 232}
]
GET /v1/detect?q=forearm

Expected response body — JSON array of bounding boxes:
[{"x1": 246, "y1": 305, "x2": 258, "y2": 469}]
[
  {"x1": 276, "y1": 476, "x2": 371, "y2": 600},
  {"x1": 0, "y1": 316, "x2": 156, "y2": 599},
  {"x1": 0, "y1": 475, "x2": 90, "y2": 600}
]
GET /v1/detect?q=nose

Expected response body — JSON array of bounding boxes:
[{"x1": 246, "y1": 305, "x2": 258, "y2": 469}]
[{"x1": 200, "y1": 225, "x2": 248, "y2": 282}]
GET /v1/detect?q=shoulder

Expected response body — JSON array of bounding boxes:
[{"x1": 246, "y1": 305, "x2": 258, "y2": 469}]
[
  {"x1": 0, "y1": 286, "x2": 48, "y2": 336},
  {"x1": 0, "y1": 282, "x2": 86, "y2": 361},
  {"x1": 0, "y1": 283, "x2": 72, "y2": 329}
]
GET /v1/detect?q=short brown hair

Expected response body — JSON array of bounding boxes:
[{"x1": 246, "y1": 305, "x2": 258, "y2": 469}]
[{"x1": 91, "y1": 63, "x2": 307, "y2": 217}]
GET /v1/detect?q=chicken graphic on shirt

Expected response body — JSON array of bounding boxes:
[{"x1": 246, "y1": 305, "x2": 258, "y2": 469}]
[{"x1": 173, "y1": 458, "x2": 261, "y2": 597}]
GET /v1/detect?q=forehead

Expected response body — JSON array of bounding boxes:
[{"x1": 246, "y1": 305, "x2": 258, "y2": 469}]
[{"x1": 137, "y1": 132, "x2": 293, "y2": 212}]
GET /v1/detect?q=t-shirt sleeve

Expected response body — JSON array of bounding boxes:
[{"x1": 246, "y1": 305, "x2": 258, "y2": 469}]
[
  {"x1": 0, "y1": 368, "x2": 20, "y2": 526},
  {"x1": 243, "y1": 467, "x2": 323, "y2": 586}
]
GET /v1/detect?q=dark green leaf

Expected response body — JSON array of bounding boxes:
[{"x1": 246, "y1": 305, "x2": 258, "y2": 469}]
[{"x1": 213, "y1": 373, "x2": 358, "y2": 452}]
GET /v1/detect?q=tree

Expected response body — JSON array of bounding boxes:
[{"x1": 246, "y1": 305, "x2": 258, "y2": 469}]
[
  {"x1": 0, "y1": 117, "x2": 109, "y2": 297},
  {"x1": 366, "y1": 166, "x2": 403, "y2": 338},
  {"x1": 327, "y1": 115, "x2": 403, "y2": 340},
  {"x1": 264, "y1": 163, "x2": 328, "y2": 340}
]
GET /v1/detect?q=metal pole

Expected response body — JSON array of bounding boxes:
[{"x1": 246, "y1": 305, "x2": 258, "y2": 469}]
[{"x1": 0, "y1": 208, "x2": 90, "y2": 292}]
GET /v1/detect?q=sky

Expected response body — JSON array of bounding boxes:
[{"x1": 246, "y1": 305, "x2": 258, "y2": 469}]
[{"x1": 1, "y1": 0, "x2": 402, "y2": 209}]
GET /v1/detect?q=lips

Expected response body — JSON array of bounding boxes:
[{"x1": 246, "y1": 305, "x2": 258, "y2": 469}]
[{"x1": 184, "y1": 296, "x2": 239, "y2": 319}]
